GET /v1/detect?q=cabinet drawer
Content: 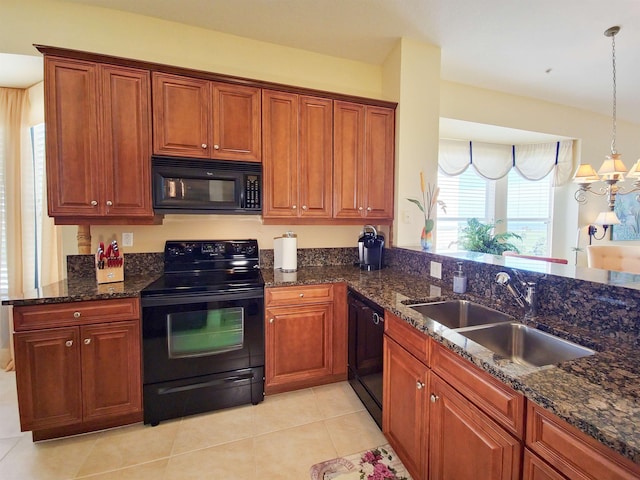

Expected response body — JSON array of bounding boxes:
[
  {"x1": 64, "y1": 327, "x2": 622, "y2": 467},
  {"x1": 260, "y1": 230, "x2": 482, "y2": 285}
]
[
  {"x1": 431, "y1": 341, "x2": 525, "y2": 438},
  {"x1": 384, "y1": 311, "x2": 430, "y2": 366},
  {"x1": 526, "y1": 402, "x2": 640, "y2": 480},
  {"x1": 13, "y1": 298, "x2": 140, "y2": 331},
  {"x1": 265, "y1": 284, "x2": 333, "y2": 306}
]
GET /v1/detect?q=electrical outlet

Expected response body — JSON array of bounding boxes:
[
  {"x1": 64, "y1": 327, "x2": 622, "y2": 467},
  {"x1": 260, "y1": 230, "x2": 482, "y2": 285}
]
[
  {"x1": 430, "y1": 261, "x2": 442, "y2": 279},
  {"x1": 122, "y1": 232, "x2": 134, "y2": 247}
]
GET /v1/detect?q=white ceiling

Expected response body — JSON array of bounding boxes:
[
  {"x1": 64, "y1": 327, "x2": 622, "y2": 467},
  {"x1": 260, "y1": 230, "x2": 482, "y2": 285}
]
[{"x1": 3, "y1": 0, "x2": 640, "y2": 128}]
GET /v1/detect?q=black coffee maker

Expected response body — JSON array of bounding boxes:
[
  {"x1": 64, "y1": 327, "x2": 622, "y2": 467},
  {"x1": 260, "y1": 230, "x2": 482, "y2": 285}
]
[{"x1": 358, "y1": 225, "x2": 384, "y2": 271}]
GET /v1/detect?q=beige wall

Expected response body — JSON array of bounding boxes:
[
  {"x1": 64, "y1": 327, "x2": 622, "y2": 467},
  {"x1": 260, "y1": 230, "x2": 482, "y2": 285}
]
[{"x1": 5, "y1": 0, "x2": 640, "y2": 266}]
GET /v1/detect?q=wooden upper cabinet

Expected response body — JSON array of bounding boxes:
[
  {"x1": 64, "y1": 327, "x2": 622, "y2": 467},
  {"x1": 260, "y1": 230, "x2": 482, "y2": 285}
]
[
  {"x1": 101, "y1": 65, "x2": 153, "y2": 217},
  {"x1": 333, "y1": 101, "x2": 394, "y2": 221},
  {"x1": 45, "y1": 57, "x2": 101, "y2": 218},
  {"x1": 152, "y1": 73, "x2": 210, "y2": 158},
  {"x1": 45, "y1": 57, "x2": 154, "y2": 222},
  {"x1": 213, "y1": 83, "x2": 261, "y2": 162},
  {"x1": 152, "y1": 72, "x2": 261, "y2": 162},
  {"x1": 262, "y1": 90, "x2": 332, "y2": 219}
]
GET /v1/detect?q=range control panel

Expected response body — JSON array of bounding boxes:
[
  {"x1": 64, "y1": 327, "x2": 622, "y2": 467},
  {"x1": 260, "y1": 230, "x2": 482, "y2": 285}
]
[{"x1": 164, "y1": 240, "x2": 259, "y2": 272}]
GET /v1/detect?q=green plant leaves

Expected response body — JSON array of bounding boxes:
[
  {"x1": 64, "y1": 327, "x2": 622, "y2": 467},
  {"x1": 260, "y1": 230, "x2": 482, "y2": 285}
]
[{"x1": 457, "y1": 218, "x2": 522, "y2": 255}]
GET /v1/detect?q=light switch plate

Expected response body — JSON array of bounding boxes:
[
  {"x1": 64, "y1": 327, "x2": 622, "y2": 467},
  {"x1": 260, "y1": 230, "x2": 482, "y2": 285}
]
[
  {"x1": 430, "y1": 261, "x2": 442, "y2": 279},
  {"x1": 122, "y1": 232, "x2": 134, "y2": 247}
]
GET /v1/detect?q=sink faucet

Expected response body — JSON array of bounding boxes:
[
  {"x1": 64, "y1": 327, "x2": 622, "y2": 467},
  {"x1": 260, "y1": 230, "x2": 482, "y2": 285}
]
[{"x1": 495, "y1": 271, "x2": 537, "y2": 315}]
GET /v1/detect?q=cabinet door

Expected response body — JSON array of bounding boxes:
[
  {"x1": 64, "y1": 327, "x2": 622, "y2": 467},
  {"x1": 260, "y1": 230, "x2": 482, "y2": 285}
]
[
  {"x1": 298, "y1": 95, "x2": 333, "y2": 218},
  {"x1": 383, "y1": 336, "x2": 429, "y2": 480},
  {"x1": 81, "y1": 321, "x2": 142, "y2": 421},
  {"x1": 523, "y1": 450, "x2": 567, "y2": 480},
  {"x1": 429, "y1": 373, "x2": 521, "y2": 480},
  {"x1": 45, "y1": 57, "x2": 101, "y2": 217},
  {"x1": 152, "y1": 72, "x2": 210, "y2": 158},
  {"x1": 14, "y1": 328, "x2": 82, "y2": 431},
  {"x1": 101, "y1": 65, "x2": 153, "y2": 217},
  {"x1": 363, "y1": 106, "x2": 394, "y2": 219},
  {"x1": 262, "y1": 90, "x2": 299, "y2": 218},
  {"x1": 265, "y1": 303, "x2": 333, "y2": 389},
  {"x1": 333, "y1": 100, "x2": 365, "y2": 219},
  {"x1": 212, "y1": 83, "x2": 261, "y2": 162}
]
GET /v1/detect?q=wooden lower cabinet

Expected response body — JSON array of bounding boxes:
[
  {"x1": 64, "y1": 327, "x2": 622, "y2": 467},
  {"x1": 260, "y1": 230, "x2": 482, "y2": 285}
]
[
  {"x1": 265, "y1": 283, "x2": 347, "y2": 394},
  {"x1": 383, "y1": 336, "x2": 429, "y2": 480},
  {"x1": 429, "y1": 373, "x2": 521, "y2": 480},
  {"x1": 523, "y1": 449, "x2": 566, "y2": 480},
  {"x1": 13, "y1": 298, "x2": 142, "y2": 440}
]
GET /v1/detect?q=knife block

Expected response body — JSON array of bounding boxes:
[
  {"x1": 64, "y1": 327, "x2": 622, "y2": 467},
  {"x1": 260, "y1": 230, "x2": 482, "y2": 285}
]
[{"x1": 96, "y1": 258, "x2": 124, "y2": 284}]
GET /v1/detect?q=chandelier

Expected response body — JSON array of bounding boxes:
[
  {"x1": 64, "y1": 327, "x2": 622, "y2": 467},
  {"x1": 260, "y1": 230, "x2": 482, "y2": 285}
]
[{"x1": 573, "y1": 26, "x2": 640, "y2": 211}]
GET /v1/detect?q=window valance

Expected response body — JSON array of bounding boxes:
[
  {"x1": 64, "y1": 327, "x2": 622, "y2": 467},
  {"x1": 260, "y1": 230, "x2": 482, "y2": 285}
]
[{"x1": 439, "y1": 138, "x2": 574, "y2": 186}]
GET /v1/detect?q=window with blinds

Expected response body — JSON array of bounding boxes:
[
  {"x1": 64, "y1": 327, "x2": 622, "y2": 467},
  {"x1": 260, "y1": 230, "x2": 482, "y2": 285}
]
[
  {"x1": 436, "y1": 167, "x2": 553, "y2": 255},
  {"x1": 436, "y1": 168, "x2": 495, "y2": 251}
]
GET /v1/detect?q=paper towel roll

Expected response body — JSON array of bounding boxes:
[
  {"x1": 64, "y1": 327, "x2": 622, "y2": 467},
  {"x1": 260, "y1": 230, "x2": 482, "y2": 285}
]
[{"x1": 274, "y1": 234, "x2": 297, "y2": 272}]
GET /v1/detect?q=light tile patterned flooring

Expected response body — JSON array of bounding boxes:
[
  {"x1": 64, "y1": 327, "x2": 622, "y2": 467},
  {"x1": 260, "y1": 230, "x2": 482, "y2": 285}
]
[{"x1": 0, "y1": 371, "x2": 387, "y2": 479}]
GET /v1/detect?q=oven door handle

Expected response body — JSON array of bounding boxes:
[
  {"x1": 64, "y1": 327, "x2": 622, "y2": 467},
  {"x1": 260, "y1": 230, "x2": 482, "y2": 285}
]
[{"x1": 141, "y1": 289, "x2": 263, "y2": 307}]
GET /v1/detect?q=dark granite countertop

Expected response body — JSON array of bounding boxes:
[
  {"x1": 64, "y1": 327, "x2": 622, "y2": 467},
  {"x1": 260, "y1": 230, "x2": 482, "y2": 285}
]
[
  {"x1": 1, "y1": 274, "x2": 159, "y2": 306},
  {"x1": 262, "y1": 265, "x2": 640, "y2": 465}
]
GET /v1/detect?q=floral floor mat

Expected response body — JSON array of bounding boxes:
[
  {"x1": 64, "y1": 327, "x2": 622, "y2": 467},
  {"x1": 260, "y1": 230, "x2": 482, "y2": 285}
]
[{"x1": 310, "y1": 444, "x2": 412, "y2": 480}]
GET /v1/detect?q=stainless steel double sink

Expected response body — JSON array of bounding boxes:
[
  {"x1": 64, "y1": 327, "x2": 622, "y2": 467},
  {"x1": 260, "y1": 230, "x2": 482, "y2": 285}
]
[{"x1": 408, "y1": 300, "x2": 594, "y2": 367}]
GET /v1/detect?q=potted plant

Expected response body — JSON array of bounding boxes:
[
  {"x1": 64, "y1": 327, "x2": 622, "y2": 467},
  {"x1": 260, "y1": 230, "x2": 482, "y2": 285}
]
[{"x1": 457, "y1": 218, "x2": 522, "y2": 255}]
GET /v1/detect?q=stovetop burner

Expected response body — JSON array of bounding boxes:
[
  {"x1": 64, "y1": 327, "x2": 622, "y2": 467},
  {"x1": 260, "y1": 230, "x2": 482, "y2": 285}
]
[{"x1": 142, "y1": 239, "x2": 263, "y2": 296}]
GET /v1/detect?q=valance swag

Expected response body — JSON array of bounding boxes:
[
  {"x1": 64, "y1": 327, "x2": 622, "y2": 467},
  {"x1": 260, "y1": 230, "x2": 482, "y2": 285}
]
[{"x1": 439, "y1": 138, "x2": 574, "y2": 186}]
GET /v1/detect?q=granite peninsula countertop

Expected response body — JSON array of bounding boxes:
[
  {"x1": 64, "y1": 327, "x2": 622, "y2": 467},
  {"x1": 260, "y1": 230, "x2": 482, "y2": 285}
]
[
  {"x1": 3, "y1": 264, "x2": 639, "y2": 464},
  {"x1": 262, "y1": 265, "x2": 640, "y2": 465}
]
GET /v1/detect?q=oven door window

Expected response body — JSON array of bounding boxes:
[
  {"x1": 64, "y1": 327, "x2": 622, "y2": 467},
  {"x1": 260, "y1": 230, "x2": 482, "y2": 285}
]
[{"x1": 167, "y1": 306, "x2": 244, "y2": 358}]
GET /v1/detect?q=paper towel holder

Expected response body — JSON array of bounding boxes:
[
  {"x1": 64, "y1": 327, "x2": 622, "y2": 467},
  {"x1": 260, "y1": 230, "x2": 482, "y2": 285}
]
[{"x1": 274, "y1": 231, "x2": 298, "y2": 272}]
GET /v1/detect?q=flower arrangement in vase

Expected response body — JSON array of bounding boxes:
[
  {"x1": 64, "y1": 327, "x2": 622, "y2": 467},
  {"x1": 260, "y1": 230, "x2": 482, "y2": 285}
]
[{"x1": 407, "y1": 171, "x2": 446, "y2": 251}]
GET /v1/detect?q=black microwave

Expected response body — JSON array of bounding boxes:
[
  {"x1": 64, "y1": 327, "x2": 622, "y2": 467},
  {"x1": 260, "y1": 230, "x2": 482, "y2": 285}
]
[{"x1": 151, "y1": 156, "x2": 262, "y2": 214}]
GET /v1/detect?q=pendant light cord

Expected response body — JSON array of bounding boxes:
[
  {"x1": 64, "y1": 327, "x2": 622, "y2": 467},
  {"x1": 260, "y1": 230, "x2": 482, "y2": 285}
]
[{"x1": 607, "y1": 26, "x2": 620, "y2": 155}]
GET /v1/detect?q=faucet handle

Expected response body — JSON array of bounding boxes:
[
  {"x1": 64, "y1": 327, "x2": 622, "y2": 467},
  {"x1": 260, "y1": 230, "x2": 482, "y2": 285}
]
[{"x1": 495, "y1": 272, "x2": 511, "y2": 285}]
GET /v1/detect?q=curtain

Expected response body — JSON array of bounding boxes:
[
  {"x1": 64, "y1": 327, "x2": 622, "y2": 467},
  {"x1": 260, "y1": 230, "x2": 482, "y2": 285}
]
[
  {"x1": 0, "y1": 87, "x2": 60, "y2": 370},
  {"x1": 439, "y1": 138, "x2": 575, "y2": 185}
]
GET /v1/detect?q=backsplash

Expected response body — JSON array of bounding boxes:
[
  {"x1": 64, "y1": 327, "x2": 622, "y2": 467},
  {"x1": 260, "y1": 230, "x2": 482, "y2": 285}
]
[{"x1": 67, "y1": 253, "x2": 164, "y2": 280}]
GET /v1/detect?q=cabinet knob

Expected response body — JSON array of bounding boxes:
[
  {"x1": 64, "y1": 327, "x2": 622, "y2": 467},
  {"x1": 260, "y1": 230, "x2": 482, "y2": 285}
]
[
  {"x1": 430, "y1": 394, "x2": 439, "y2": 403},
  {"x1": 416, "y1": 381, "x2": 425, "y2": 390},
  {"x1": 302, "y1": 205, "x2": 307, "y2": 210},
  {"x1": 73, "y1": 311, "x2": 81, "y2": 319},
  {"x1": 299, "y1": 293, "x2": 304, "y2": 298},
  {"x1": 213, "y1": 144, "x2": 220, "y2": 150},
  {"x1": 84, "y1": 338, "x2": 91, "y2": 345},
  {"x1": 201, "y1": 143, "x2": 208, "y2": 149},
  {"x1": 65, "y1": 340, "x2": 73, "y2": 347},
  {"x1": 269, "y1": 318, "x2": 274, "y2": 323},
  {"x1": 358, "y1": 206, "x2": 363, "y2": 211},
  {"x1": 90, "y1": 200, "x2": 98, "y2": 206},
  {"x1": 106, "y1": 200, "x2": 113, "y2": 207},
  {"x1": 292, "y1": 205, "x2": 297, "y2": 210},
  {"x1": 367, "y1": 206, "x2": 372, "y2": 211}
]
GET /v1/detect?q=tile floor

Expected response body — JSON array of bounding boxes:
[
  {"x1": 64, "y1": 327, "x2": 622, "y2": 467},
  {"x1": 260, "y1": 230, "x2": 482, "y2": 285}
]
[{"x1": 0, "y1": 370, "x2": 388, "y2": 479}]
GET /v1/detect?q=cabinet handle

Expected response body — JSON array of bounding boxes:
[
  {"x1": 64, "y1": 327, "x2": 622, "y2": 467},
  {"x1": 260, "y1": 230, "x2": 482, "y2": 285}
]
[
  {"x1": 430, "y1": 394, "x2": 439, "y2": 403},
  {"x1": 299, "y1": 293, "x2": 304, "y2": 298},
  {"x1": 292, "y1": 205, "x2": 297, "y2": 210},
  {"x1": 416, "y1": 381, "x2": 425, "y2": 390},
  {"x1": 84, "y1": 338, "x2": 91, "y2": 345},
  {"x1": 65, "y1": 340, "x2": 73, "y2": 347},
  {"x1": 269, "y1": 318, "x2": 274, "y2": 323},
  {"x1": 367, "y1": 206, "x2": 372, "y2": 211},
  {"x1": 106, "y1": 200, "x2": 113, "y2": 207},
  {"x1": 302, "y1": 205, "x2": 307, "y2": 210},
  {"x1": 358, "y1": 206, "x2": 363, "y2": 211},
  {"x1": 90, "y1": 200, "x2": 98, "y2": 206},
  {"x1": 73, "y1": 311, "x2": 81, "y2": 319},
  {"x1": 201, "y1": 143, "x2": 208, "y2": 149},
  {"x1": 213, "y1": 144, "x2": 220, "y2": 150}
]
